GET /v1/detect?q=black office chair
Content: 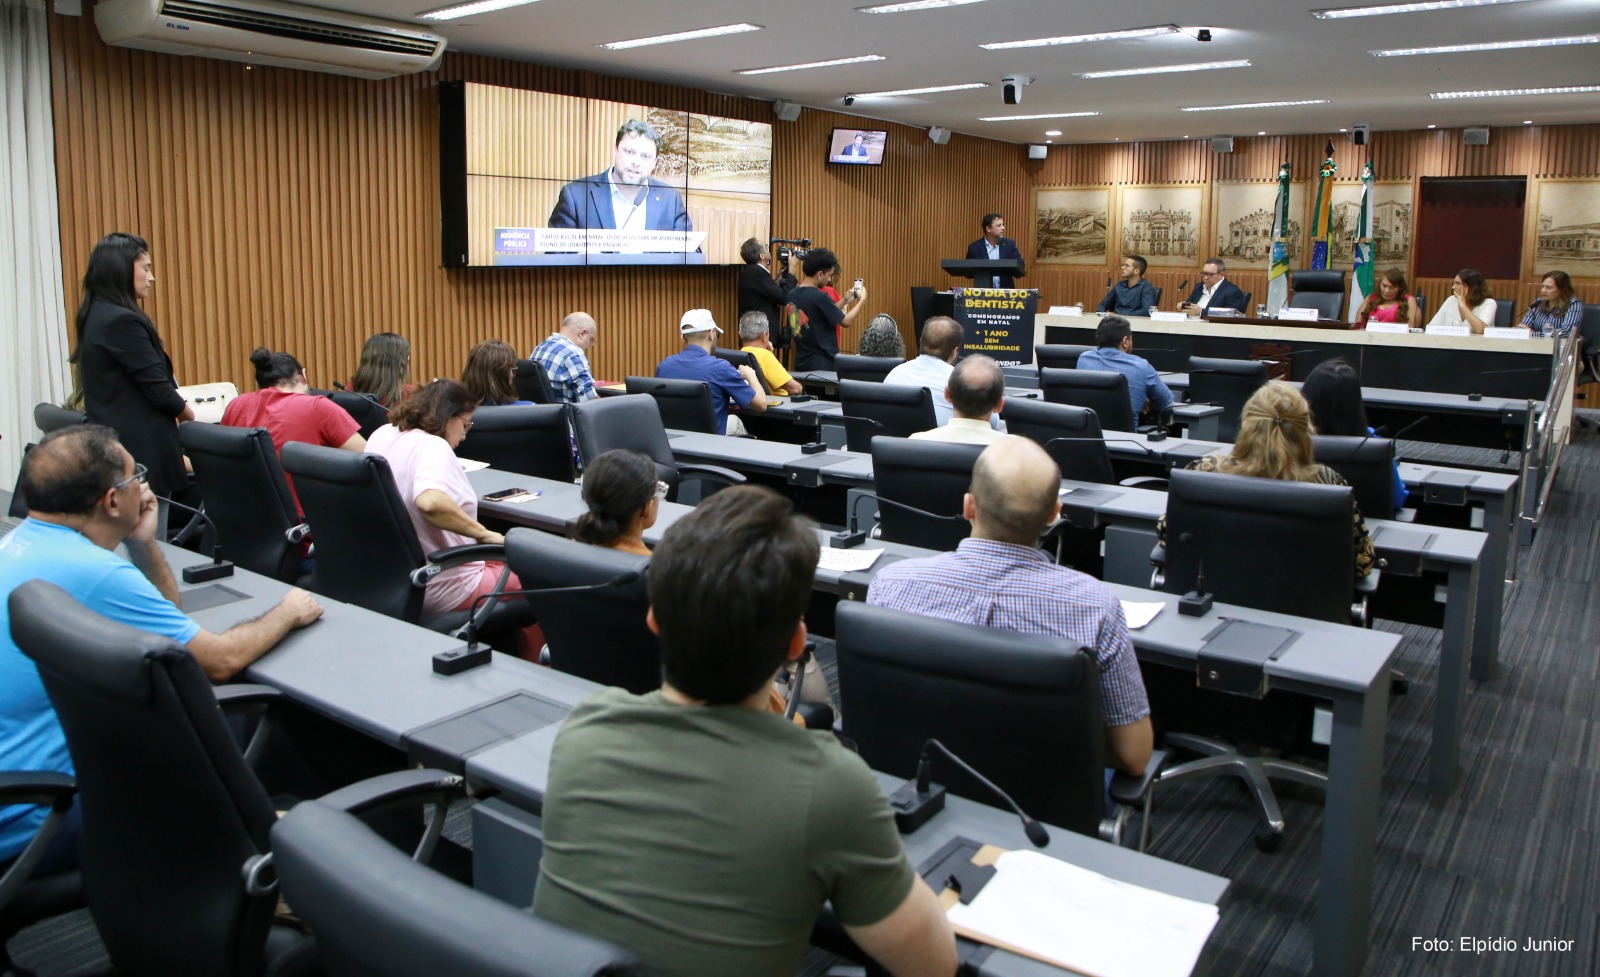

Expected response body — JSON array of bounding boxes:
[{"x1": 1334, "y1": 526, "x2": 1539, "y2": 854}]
[
  {"x1": 457, "y1": 404, "x2": 578, "y2": 483},
  {"x1": 1575, "y1": 305, "x2": 1600, "y2": 430},
  {"x1": 1150, "y1": 286, "x2": 1164, "y2": 309},
  {"x1": 1033, "y1": 344, "x2": 1094, "y2": 371},
  {"x1": 180, "y1": 423, "x2": 310, "y2": 583},
  {"x1": 1186, "y1": 356, "x2": 1268, "y2": 443},
  {"x1": 1492, "y1": 299, "x2": 1512, "y2": 329},
  {"x1": 570, "y1": 395, "x2": 744, "y2": 504},
  {"x1": 835, "y1": 602, "x2": 1163, "y2": 846},
  {"x1": 712, "y1": 347, "x2": 769, "y2": 393},
  {"x1": 624, "y1": 376, "x2": 721, "y2": 436},
  {"x1": 8, "y1": 581, "x2": 320, "y2": 977},
  {"x1": 869, "y1": 438, "x2": 980, "y2": 551},
  {"x1": 329, "y1": 390, "x2": 390, "y2": 440},
  {"x1": 1000, "y1": 399, "x2": 1168, "y2": 490},
  {"x1": 271, "y1": 794, "x2": 641, "y2": 977},
  {"x1": 280, "y1": 442, "x2": 531, "y2": 648},
  {"x1": 1238, "y1": 291, "x2": 1253, "y2": 313},
  {"x1": 0, "y1": 773, "x2": 82, "y2": 977},
  {"x1": 32, "y1": 403, "x2": 86, "y2": 435},
  {"x1": 1413, "y1": 292, "x2": 1427, "y2": 324},
  {"x1": 1287, "y1": 270, "x2": 1346, "y2": 320},
  {"x1": 834, "y1": 353, "x2": 904, "y2": 384},
  {"x1": 514, "y1": 358, "x2": 558, "y2": 405},
  {"x1": 838, "y1": 379, "x2": 936, "y2": 452},
  {"x1": 1039, "y1": 367, "x2": 1137, "y2": 433},
  {"x1": 1312, "y1": 434, "x2": 1399, "y2": 521}
]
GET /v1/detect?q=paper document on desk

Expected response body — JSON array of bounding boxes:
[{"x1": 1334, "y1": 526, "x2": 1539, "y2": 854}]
[
  {"x1": 946, "y1": 849, "x2": 1217, "y2": 977},
  {"x1": 1120, "y1": 601, "x2": 1165, "y2": 629},
  {"x1": 458, "y1": 458, "x2": 491, "y2": 472},
  {"x1": 816, "y1": 548, "x2": 884, "y2": 572}
]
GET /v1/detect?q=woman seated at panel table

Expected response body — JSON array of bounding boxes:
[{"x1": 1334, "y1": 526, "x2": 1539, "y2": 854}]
[
  {"x1": 1352, "y1": 268, "x2": 1420, "y2": 329},
  {"x1": 1425, "y1": 268, "x2": 1498, "y2": 335},
  {"x1": 1158, "y1": 382, "x2": 1376, "y2": 581},
  {"x1": 461, "y1": 339, "x2": 532, "y2": 407},
  {"x1": 1301, "y1": 358, "x2": 1408, "y2": 512},
  {"x1": 1521, "y1": 270, "x2": 1584, "y2": 339}
]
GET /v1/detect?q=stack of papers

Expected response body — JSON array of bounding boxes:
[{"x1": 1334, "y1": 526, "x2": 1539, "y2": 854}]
[
  {"x1": 1120, "y1": 600, "x2": 1165, "y2": 630},
  {"x1": 816, "y1": 548, "x2": 884, "y2": 572},
  {"x1": 458, "y1": 458, "x2": 491, "y2": 472}
]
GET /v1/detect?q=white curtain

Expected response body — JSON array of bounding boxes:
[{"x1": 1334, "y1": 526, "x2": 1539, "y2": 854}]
[{"x1": 0, "y1": 0, "x2": 70, "y2": 490}]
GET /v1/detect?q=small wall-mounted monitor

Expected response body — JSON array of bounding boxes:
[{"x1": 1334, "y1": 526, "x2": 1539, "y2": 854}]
[{"x1": 828, "y1": 128, "x2": 886, "y2": 166}]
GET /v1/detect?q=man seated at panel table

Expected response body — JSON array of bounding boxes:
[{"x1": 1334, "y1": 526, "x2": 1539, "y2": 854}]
[
  {"x1": 910, "y1": 354, "x2": 1008, "y2": 446},
  {"x1": 534, "y1": 486, "x2": 957, "y2": 977},
  {"x1": 1097, "y1": 254, "x2": 1159, "y2": 317},
  {"x1": 738, "y1": 311, "x2": 803, "y2": 396},
  {"x1": 0, "y1": 425, "x2": 324, "y2": 873},
  {"x1": 656, "y1": 309, "x2": 767, "y2": 436},
  {"x1": 866, "y1": 437, "x2": 1154, "y2": 777},
  {"x1": 1179, "y1": 257, "x2": 1249, "y2": 316},
  {"x1": 1076, "y1": 314, "x2": 1175, "y2": 422}
]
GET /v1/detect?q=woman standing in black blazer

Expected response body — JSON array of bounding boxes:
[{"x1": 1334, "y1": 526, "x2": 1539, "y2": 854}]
[{"x1": 73, "y1": 233, "x2": 195, "y2": 501}]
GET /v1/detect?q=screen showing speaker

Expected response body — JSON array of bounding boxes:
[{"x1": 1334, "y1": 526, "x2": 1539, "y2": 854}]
[
  {"x1": 439, "y1": 81, "x2": 773, "y2": 267},
  {"x1": 828, "y1": 128, "x2": 886, "y2": 166}
]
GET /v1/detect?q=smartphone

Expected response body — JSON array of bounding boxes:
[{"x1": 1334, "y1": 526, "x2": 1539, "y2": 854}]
[
  {"x1": 853, "y1": 278, "x2": 864, "y2": 291},
  {"x1": 484, "y1": 487, "x2": 540, "y2": 503}
]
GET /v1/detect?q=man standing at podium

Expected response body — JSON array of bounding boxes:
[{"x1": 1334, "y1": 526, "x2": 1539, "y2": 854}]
[{"x1": 964, "y1": 213, "x2": 1025, "y2": 288}]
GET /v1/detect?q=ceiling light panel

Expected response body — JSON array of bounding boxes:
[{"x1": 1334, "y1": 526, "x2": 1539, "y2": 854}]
[
  {"x1": 1372, "y1": 35, "x2": 1597, "y2": 56},
  {"x1": 980, "y1": 25, "x2": 1180, "y2": 50},
  {"x1": 858, "y1": 0, "x2": 988, "y2": 12},
  {"x1": 1076, "y1": 59, "x2": 1251, "y2": 79},
  {"x1": 1312, "y1": 0, "x2": 1536, "y2": 19},
  {"x1": 1181, "y1": 99, "x2": 1330, "y2": 112},
  {"x1": 600, "y1": 23, "x2": 761, "y2": 50},
  {"x1": 418, "y1": 0, "x2": 542, "y2": 22},
  {"x1": 977, "y1": 111, "x2": 1101, "y2": 121},
  {"x1": 1430, "y1": 85, "x2": 1600, "y2": 99},
  {"x1": 738, "y1": 55, "x2": 887, "y2": 75},
  {"x1": 853, "y1": 83, "x2": 990, "y2": 97}
]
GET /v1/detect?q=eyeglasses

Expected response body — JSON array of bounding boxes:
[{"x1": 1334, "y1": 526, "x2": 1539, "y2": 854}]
[
  {"x1": 111, "y1": 463, "x2": 148, "y2": 492},
  {"x1": 656, "y1": 481, "x2": 670, "y2": 500},
  {"x1": 456, "y1": 414, "x2": 474, "y2": 431}
]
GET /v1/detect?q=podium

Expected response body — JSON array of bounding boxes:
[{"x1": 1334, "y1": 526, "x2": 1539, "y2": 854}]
[{"x1": 941, "y1": 258, "x2": 1025, "y2": 289}]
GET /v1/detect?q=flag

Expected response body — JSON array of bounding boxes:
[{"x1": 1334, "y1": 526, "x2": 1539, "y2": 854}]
[
  {"x1": 1349, "y1": 161, "x2": 1375, "y2": 323},
  {"x1": 1309, "y1": 140, "x2": 1337, "y2": 270},
  {"x1": 1266, "y1": 162, "x2": 1291, "y2": 315}
]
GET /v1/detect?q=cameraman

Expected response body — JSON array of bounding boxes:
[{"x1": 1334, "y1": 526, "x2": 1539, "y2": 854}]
[
  {"x1": 790, "y1": 247, "x2": 866, "y2": 373},
  {"x1": 737, "y1": 238, "x2": 796, "y2": 355}
]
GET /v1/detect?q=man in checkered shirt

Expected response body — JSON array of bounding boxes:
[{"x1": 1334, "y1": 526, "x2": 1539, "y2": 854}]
[
  {"x1": 866, "y1": 436, "x2": 1153, "y2": 775},
  {"x1": 531, "y1": 312, "x2": 599, "y2": 405}
]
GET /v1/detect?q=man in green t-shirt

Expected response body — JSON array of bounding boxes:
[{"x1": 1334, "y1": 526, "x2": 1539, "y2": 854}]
[{"x1": 534, "y1": 486, "x2": 957, "y2": 977}]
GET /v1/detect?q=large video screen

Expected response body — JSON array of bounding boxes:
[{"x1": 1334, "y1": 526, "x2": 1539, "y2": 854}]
[{"x1": 440, "y1": 81, "x2": 773, "y2": 268}]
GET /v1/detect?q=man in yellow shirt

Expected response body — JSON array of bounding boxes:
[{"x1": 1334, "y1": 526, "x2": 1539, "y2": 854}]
[{"x1": 739, "y1": 311, "x2": 804, "y2": 396}]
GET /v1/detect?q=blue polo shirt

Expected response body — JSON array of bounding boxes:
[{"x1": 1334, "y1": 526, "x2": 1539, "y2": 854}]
[
  {"x1": 1077, "y1": 346, "x2": 1175, "y2": 418},
  {"x1": 0, "y1": 519, "x2": 200, "y2": 861},
  {"x1": 655, "y1": 345, "x2": 756, "y2": 435}
]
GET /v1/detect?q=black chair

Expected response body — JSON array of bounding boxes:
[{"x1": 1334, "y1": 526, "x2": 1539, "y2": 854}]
[
  {"x1": 1039, "y1": 367, "x2": 1136, "y2": 432},
  {"x1": 1033, "y1": 344, "x2": 1094, "y2": 371},
  {"x1": 712, "y1": 347, "x2": 768, "y2": 393},
  {"x1": 1000, "y1": 399, "x2": 1168, "y2": 490},
  {"x1": 8, "y1": 581, "x2": 319, "y2": 977},
  {"x1": 271, "y1": 793, "x2": 641, "y2": 977},
  {"x1": 839, "y1": 379, "x2": 936, "y2": 453},
  {"x1": 180, "y1": 423, "x2": 310, "y2": 583},
  {"x1": 1150, "y1": 286, "x2": 1164, "y2": 309},
  {"x1": 1413, "y1": 292, "x2": 1427, "y2": 324},
  {"x1": 570, "y1": 395, "x2": 744, "y2": 504},
  {"x1": 1287, "y1": 270, "x2": 1346, "y2": 320},
  {"x1": 1186, "y1": 356, "x2": 1268, "y2": 443},
  {"x1": 329, "y1": 390, "x2": 390, "y2": 440},
  {"x1": 514, "y1": 358, "x2": 557, "y2": 405},
  {"x1": 279, "y1": 442, "x2": 529, "y2": 646},
  {"x1": 870, "y1": 438, "x2": 980, "y2": 551},
  {"x1": 1312, "y1": 434, "x2": 1398, "y2": 520},
  {"x1": 457, "y1": 404, "x2": 577, "y2": 483},
  {"x1": 0, "y1": 773, "x2": 82, "y2": 976},
  {"x1": 32, "y1": 403, "x2": 86, "y2": 434},
  {"x1": 503, "y1": 529, "x2": 657, "y2": 694},
  {"x1": 1492, "y1": 299, "x2": 1512, "y2": 329},
  {"x1": 1576, "y1": 305, "x2": 1600, "y2": 432},
  {"x1": 1238, "y1": 291, "x2": 1253, "y2": 313},
  {"x1": 834, "y1": 353, "x2": 904, "y2": 384},
  {"x1": 835, "y1": 602, "x2": 1161, "y2": 845},
  {"x1": 624, "y1": 376, "x2": 720, "y2": 435}
]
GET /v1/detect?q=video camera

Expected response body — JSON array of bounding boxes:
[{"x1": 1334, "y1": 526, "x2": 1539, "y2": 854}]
[{"x1": 772, "y1": 237, "x2": 812, "y2": 262}]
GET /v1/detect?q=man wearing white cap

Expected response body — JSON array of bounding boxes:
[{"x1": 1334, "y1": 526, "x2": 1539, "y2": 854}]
[{"x1": 655, "y1": 309, "x2": 767, "y2": 436}]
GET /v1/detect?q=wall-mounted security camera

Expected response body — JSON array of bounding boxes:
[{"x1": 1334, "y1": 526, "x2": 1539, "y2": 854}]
[
  {"x1": 1197, "y1": 28, "x2": 1212, "y2": 42},
  {"x1": 1001, "y1": 74, "x2": 1032, "y2": 106},
  {"x1": 843, "y1": 94, "x2": 856, "y2": 107}
]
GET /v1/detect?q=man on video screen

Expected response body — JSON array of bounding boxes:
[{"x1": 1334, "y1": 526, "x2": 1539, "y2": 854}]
[{"x1": 549, "y1": 119, "x2": 692, "y2": 232}]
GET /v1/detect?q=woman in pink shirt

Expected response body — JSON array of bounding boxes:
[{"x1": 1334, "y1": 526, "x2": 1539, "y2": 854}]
[
  {"x1": 1353, "y1": 269, "x2": 1420, "y2": 328},
  {"x1": 366, "y1": 380, "x2": 539, "y2": 657}
]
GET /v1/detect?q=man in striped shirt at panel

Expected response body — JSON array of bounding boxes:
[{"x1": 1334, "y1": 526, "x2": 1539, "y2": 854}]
[
  {"x1": 866, "y1": 436, "x2": 1153, "y2": 776},
  {"x1": 531, "y1": 312, "x2": 600, "y2": 405}
]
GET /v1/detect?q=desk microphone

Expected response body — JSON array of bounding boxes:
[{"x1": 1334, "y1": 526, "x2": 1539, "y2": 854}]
[
  {"x1": 1176, "y1": 531, "x2": 1213, "y2": 617},
  {"x1": 158, "y1": 497, "x2": 235, "y2": 584},
  {"x1": 1257, "y1": 347, "x2": 1323, "y2": 367},
  {"x1": 888, "y1": 738, "x2": 1049, "y2": 846},
  {"x1": 1172, "y1": 280, "x2": 1189, "y2": 307},
  {"x1": 1372, "y1": 413, "x2": 1430, "y2": 444},
  {"x1": 834, "y1": 493, "x2": 874, "y2": 550},
  {"x1": 1465, "y1": 366, "x2": 1549, "y2": 402},
  {"x1": 436, "y1": 570, "x2": 644, "y2": 675}
]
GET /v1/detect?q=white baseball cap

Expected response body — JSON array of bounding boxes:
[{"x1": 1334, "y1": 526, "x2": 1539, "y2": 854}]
[{"x1": 679, "y1": 309, "x2": 722, "y2": 335}]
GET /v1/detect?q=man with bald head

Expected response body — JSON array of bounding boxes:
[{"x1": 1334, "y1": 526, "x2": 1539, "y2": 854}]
[
  {"x1": 531, "y1": 311, "x2": 599, "y2": 404},
  {"x1": 866, "y1": 436, "x2": 1152, "y2": 775},
  {"x1": 884, "y1": 316, "x2": 999, "y2": 431},
  {"x1": 910, "y1": 354, "x2": 1006, "y2": 445}
]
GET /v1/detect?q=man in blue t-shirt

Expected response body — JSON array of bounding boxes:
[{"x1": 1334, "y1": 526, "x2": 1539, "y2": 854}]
[
  {"x1": 0, "y1": 426, "x2": 324, "y2": 870},
  {"x1": 655, "y1": 309, "x2": 768, "y2": 435},
  {"x1": 1076, "y1": 315, "x2": 1175, "y2": 419}
]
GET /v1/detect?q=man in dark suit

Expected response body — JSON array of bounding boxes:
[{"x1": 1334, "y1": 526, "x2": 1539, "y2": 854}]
[
  {"x1": 1179, "y1": 257, "x2": 1249, "y2": 315},
  {"x1": 963, "y1": 213, "x2": 1025, "y2": 288},
  {"x1": 838, "y1": 132, "x2": 870, "y2": 161},
  {"x1": 548, "y1": 118, "x2": 691, "y2": 232}
]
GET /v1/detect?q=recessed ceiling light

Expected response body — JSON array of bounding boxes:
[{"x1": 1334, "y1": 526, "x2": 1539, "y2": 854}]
[
  {"x1": 418, "y1": 0, "x2": 542, "y2": 21},
  {"x1": 981, "y1": 25, "x2": 1180, "y2": 50},
  {"x1": 1372, "y1": 34, "x2": 1597, "y2": 56},
  {"x1": 1180, "y1": 99, "x2": 1330, "y2": 112},
  {"x1": 858, "y1": 0, "x2": 987, "y2": 11},
  {"x1": 976, "y1": 111, "x2": 1101, "y2": 121},
  {"x1": 1431, "y1": 84, "x2": 1600, "y2": 99},
  {"x1": 1311, "y1": 0, "x2": 1536, "y2": 20},
  {"x1": 600, "y1": 23, "x2": 761, "y2": 50},
  {"x1": 1523, "y1": 119, "x2": 1533, "y2": 124},
  {"x1": 1427, "y1": 124, "x2": 1437, "y2": 128},
  {"x1": 738, "y1": 54, "x2": 887, "y2": 75},
  {"x1": 1339, "y1": 127, "x2": 1348, "y2": 132},
  {"x1": 852, "y1": 82, "x2": 989, "y2": 97},
  {"x1": 1045, "y1": 139, "x2": 1053, "y2": 143},
  {"x1": 1258, "y1": 131, "x2": 1267, "y2": 135},
  {"x1": 1075, "y1": 59, "x2": 1250, "y2": 79},
  {"x1": 1044, "y1": 129, "x2": 1063, "y2": 136}
]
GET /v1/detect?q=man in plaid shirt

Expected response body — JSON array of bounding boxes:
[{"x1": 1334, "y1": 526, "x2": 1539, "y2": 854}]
[
  {"x1": 866, "y1": 436, "x2": 1153, "y2": 775},
  {"x1": 531, "y1": 312, "x2": 599, "y2": 405}
]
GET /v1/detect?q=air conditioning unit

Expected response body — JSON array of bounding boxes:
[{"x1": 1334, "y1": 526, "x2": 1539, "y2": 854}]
[{"x1": 94, "y1": 0, "x2": 446, "y2": 79}]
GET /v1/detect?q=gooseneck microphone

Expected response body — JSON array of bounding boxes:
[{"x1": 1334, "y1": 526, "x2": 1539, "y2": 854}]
[
  {"x1": 1176, "y1": 531, "x2": 1213, "y2": 617},
  {"x1": 1465, "y1": 366, "x2": 1549, "y2": 402},
  {"x1": 435, "y1": 570, "x2": 644, "y2": 675},
  {"x1": 158, "y1": 497, "x2": 235, "y2": 583},
  {"x1": 889, "y1": 738, "x2": 1050, "y2": 846},
  {"x1": 331, "y1": 381, "x2": 388, "y2": 410},
  {"x1": 1173, "y1": 279, "x2": 1189, "y2": 307}
]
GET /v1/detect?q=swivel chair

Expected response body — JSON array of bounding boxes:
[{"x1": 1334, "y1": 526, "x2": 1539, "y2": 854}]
[
  {"x1": 180, "y1": 423, "x2": 310, "y2": 583},
  {"x1": 513, "y1": 358, "x2": 558, "y2": 405},
  {"x1": 835, "y1": 602, "x2": 1163, "y2": 847},
  {"x1": 712, "y1": 347, "x2": 768, "y2": 393},
  {"x1": 834, "y1": 353, "x2": 904, "y2": 384},
  {"x1": 1039, "y1": 367, "x2": 1137, "y2": 433},
  {"x1": 1492, "y1": 299, "x2": 1512, "y2": 329},
  {"x1": 32, "y1": 403, "x2": 86, "y2": 435},
  {"x1": 624, "y1": 377, "x2": 721, "y2": 436},
  {"x1": 0, "y1": 773, "x2": 82, "y2": 977},
  {"x1": 1034, "y1": 344, "x2": 1093, "y2": 371},
  {"x1": 328, "y1": 391, "x2": 390, "y2": 440},
  {"x1": 838, "y1": 379, "x2": 936, "y2": 452},
  {"x1": 1311, "y1": 434, "x2": 1399, "y2": 521},
  {"x1": 1576, "y1": 306, "x2": 1600, "y2": 431},
  {"x1": 869, "y1": 438, "x2": 981, "y2": 551},
  {"x1": 1286, "y1": 270, "x2": 1346, "y2": 320},
  {"x1": 457, "y1": 404, "x2": 578, "y2": 483},
  {"x1": 570, "y1": 395, "x2": 744, "y2": 504},
  {"x1": 1186, "y1": 357, "x2": 1268, "y2": 443},
  {"x1": 1001, "y1": 398, "x2": 1170, "y2": 490}
]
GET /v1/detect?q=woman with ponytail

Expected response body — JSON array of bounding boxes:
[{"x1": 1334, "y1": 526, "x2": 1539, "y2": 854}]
[{"x1": 575, "y1": 450, "x2": 660, "y2": 557}]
